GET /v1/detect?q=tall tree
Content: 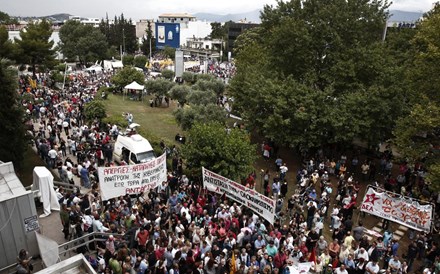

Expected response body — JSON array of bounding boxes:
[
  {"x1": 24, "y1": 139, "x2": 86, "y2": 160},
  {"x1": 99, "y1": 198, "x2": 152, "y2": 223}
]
[
  {"x1": 59, "y1": 20, "x2": 109, "y2": 64},
  {"x1": 0, "y1": 59, "x2": 26, "y2": 170},
  {"x1": 182, "y1": 122, "x2": 256, "y2": 180},
  {"x1": 0, "y1": 11, "x2": 18, "y2": 25},
  {"x1": 0, "y1": 26, "x2": 14, "y2": 59},
  {"x1": 230, "y1": 0, "x2": 402, "y2": 150},
  {"x1": 140, "y1": 21, "x2": 156, "y2": 57},
  {"x1": 99, "y1": 14, "x2": 137, "y2": 54},
  {"x1": 14, "y1": 19, "x2": 55, "y2": 74}
]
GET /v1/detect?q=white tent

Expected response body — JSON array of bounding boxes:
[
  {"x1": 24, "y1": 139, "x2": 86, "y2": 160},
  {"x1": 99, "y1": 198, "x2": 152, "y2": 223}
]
[
  {"x1": 124, "y1": 81, "x2": 145, "y2": 101},
  {"x1": 32, "y1": 167, "x2": 60, "y2": 217},
  {"x1": 84, "y1": 65, "x2": 103, "y2": 73},
  {"x1": 124, "y1": 81, "x2": 144, "y2": 90}
]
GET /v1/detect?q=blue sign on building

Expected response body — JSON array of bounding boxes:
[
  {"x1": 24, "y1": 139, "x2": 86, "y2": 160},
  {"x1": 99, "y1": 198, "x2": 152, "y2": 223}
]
[{"x1": 156, "y1": 23, "x2": 180, "y2": 49}]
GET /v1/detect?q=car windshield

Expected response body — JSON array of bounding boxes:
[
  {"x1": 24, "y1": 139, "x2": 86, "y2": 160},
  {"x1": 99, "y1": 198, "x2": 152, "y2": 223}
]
[{"x1": 137, "y1": 151, "x2": 155, "y2": 163}]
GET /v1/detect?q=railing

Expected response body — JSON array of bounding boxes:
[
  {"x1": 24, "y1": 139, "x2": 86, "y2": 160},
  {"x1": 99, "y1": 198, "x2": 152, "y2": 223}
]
[
  {"x1": 24, "y1": 180, "x2": 82, "y2": 193},
  {"x1": 0, "y1": 232, "x2": 123, "y2": 274}
]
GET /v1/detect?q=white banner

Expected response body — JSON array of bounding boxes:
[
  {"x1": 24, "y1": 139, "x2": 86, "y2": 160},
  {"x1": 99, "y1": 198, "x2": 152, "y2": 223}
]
[
  {"x1": 202, "y1": 167, "x2": 276, "y2": 224},
  {"x1": 360, "y1": 187, "x2": 433, "y2": 232},
  {"x1": 157, "y1": 26, "x2": 165, "y2": 43},
  {"x1": 98, "y1": 153, "x2": 167, "y2": 201}
]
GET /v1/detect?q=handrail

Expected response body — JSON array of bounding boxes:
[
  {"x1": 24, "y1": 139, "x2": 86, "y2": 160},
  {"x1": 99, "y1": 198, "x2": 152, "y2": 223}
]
[{"x1": 0, "y1": 232, "x2": 124, "y2": 273}]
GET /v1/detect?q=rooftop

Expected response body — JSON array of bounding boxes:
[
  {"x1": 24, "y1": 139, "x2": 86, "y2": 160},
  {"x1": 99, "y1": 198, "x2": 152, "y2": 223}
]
[{"x1": 0, "y1": 161, "x2": 27, "y2": 202}]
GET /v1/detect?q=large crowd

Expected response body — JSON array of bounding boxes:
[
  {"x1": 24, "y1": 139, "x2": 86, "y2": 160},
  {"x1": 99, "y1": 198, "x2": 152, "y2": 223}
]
[{"x1": 16, "y1": 69, "x2": 440, "y2": 274}]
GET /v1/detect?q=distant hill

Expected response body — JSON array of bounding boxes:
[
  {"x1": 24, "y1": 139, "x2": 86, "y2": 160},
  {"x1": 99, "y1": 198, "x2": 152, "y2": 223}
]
[
  {"x1": 195, "y1": 9, "x2": 424, "y2": 23},
  {"x1": 194, "y1": 10, "x2": 261, "y2": 23}
]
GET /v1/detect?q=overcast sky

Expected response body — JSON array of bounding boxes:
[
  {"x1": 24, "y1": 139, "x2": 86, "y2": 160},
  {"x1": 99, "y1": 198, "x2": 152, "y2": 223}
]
[{"x1": 1, "y1": 0, "x2": 436, "y2": 20}]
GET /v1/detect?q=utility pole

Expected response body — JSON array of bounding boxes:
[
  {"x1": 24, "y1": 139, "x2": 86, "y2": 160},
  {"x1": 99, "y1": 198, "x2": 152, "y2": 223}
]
[{"x1": 122, "y1": 28, "x2": 126, "y2": 55}]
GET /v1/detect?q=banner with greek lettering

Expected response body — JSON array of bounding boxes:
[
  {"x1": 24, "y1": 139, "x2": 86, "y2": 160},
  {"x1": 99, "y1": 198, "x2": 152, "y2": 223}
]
[
  {"x1": 360, "y1": 187, "x2": 433, "y2": 232},
  {"x1": 202, "y1": 167, "x2": 276, "y2": 224},
  {"x1": 98, "y1": 153, "x2": 167, "y2": 201}
]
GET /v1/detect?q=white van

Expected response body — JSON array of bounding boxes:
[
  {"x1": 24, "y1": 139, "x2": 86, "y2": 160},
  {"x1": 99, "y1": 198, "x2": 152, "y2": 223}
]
[{"x1": 113, "y1": 134, "x2": 155, "y2": 165}]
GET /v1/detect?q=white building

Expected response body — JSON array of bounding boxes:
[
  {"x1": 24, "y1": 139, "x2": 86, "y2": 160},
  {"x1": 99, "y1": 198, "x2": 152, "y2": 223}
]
[{"x1": 158, "y1": 13, "x2": 196, "y2": 28}]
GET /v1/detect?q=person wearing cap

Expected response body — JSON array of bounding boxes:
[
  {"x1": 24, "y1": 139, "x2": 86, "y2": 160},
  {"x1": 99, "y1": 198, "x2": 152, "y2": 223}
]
[{"x1": 355, "y1": 247, "x2": 369, "y2": 262}]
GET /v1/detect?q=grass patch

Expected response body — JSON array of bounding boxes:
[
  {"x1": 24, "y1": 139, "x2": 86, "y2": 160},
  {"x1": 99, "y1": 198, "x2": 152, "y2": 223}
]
[{"x1": 102, "y1": 94, "x2": 182, "y2": 146}]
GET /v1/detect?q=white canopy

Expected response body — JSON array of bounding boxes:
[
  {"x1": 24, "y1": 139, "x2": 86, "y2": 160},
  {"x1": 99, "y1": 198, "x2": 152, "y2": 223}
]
[
  {"x1": 32, "y1": 167, "x2": 60, "y2": 217},
  {"x1": 85, "y1": 65, "x2": 102, "y2": 72},
  {"x1": 124, "y1": 81, "x2": 144, "y2": 90}
]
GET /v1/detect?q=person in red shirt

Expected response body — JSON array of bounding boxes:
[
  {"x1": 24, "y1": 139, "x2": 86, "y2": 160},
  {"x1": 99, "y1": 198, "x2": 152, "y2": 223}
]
[{"x1": 136, "y1": 227, "x2": 149, "y2": 252}]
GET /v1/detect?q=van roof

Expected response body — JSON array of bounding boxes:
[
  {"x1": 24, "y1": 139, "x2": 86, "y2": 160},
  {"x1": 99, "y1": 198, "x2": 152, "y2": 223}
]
[{"x1": 116, "y1": 134, "x2": 154, "y2": 153}]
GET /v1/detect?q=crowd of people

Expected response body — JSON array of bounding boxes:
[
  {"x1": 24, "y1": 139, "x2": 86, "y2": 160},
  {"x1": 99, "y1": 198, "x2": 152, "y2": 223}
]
[{"x1": 16, "y1": 68, "x2": 440, "y2": 274}]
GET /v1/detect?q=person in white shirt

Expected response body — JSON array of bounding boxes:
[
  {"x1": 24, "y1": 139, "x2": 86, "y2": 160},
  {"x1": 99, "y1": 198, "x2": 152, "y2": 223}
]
[
  {"x1": 388, "y1": 255, "x2": 402, "y2": 273},
  {"x1": 365, "y1": 261, "x2": 380, "y2": 274},
  {"x1": 355, "y1": 248, "x2": 369, "y2": 262},
  {"x1": 334, "y1": 264, "x2": 349, "y2": 274}
]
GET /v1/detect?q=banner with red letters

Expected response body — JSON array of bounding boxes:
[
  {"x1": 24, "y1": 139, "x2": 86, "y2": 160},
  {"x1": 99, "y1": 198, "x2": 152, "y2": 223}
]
[{"x1": 360, "y1": 187, "x2": 433, "y2": 232}]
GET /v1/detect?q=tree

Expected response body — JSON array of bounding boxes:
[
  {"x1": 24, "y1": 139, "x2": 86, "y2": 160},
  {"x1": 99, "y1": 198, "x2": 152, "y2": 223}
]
[
  {"x1": 174, "y1": 104, "x2": 227, "y2": 131},
  {"x1": 99, "y1": 14, "x2": 138, "y2": 54},
  {"x1": 14, "y1": 19, "x2": 55, "y2": 74},
  {"x1": 194, "y1": 79, "x2": 225, "y2": 96},
  {"x1": 161, "y1": 69, "x2": 174, "y2": 80},
  {"x1": 0, "y1": 11, "x2": 18, "y2": 25},
  {"x1": 111, "y1": 66, "x2": 145, "y2": 90},
  {"x1": 187, "y1": 89, "x2": 217, "y2": 105},
  {"x1": 122, "y1": 54, "x2": 134, "y2": 66},
  {"x1": 182, "y1": 122, "x2": 256, "y2": 180},
  {"x1": 84, "y1": 100, "x2": 107, "y2": 122},
  {"x1": 0, "y1": 26, "x2": 14, "y2": 59},
  {"x1": 134, "y1": 55, "x2": 148, "y2": 69},
  {"x1": 169, "y1": 85, "x2": 191, "y2": 106},
  {"x1": 182, "y1": 71, "x2": 197, "y2": 84},
  {"x1": 59, "y1": 20, "x2": 109, "y2": 64},
  {"x1": 162, "y1": 46, "x2": 176, "y2": 59},
  {"x1": 230, "y1": 0, "x2": 403, "y2": 150},
  {"x1": 140, "y1": 21, "x2": 156, "y2": 57},
  {"x1": 210, "y1": 22, "x2": 227, "y2": 39},
  {"x1": 145, "y1": 78, "x2": 175, "y2": 98},
  {"x1": 0, "y1": 59, "x2": 26, "y2": 170}
]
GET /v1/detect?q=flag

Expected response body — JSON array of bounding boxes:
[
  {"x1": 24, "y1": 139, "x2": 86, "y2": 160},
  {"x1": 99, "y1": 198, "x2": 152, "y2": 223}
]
[{"x1": 230, "y1": 251, "x2": 236, "y2": 274}]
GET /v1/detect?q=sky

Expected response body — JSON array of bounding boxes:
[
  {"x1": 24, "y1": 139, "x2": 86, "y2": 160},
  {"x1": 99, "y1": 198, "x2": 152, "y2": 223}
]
[{"x1": 0, "y1": 0, "x2": 436, "y2": 20}]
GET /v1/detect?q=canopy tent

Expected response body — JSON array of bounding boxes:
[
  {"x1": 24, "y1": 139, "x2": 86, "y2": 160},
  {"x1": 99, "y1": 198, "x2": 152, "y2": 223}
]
[
  {"x1": 124, "y1": 81, "x2": 145, "y2": 101},
  {"x1": 84, "y1": 65, "x2": 103, "y2": 73},
  {"x1": 32, "y1": 167, "x2": 60, "y2": 217}
]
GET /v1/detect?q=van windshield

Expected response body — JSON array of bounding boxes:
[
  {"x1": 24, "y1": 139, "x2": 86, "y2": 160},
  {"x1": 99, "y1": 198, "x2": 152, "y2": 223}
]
[{"x1": 136, "y1": 151, "x2": 155, "y2": 163}]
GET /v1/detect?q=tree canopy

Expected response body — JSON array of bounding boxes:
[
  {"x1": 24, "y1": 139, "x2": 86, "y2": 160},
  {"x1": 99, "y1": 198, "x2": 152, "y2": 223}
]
[
  {"x1": 99, "y1": 14, "x2": 137, "y2": 54},
  {"x1": 59, "y1": 20, "x2": 109, "y2": 64},
  {"x1": 182, "y1": 122, "x2": 256, "y2": 180},
  {"x1": 229, "y1": 0, "x2": 406, "y2": 149},
  {"x1": 14, "y1": 19, "x2": 55, "y2": 73},
  {"x1": 0, "y1": 59, "x2": 26, "y2": 170},
  {"x1": 145, "y1": 78, "x2": 175, "y2": 98},
  {"x1": 111, "y1": 66, "x2": 145, "y2": 90}
]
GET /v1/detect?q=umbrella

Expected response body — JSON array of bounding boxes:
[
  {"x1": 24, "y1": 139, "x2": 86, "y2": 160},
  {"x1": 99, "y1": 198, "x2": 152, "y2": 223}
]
[{"x1": 129, "y1": 123, "x2": 140, "y2": 129}]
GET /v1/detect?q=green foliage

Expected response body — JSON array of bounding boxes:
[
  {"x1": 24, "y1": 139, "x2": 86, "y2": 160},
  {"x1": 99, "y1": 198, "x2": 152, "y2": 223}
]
[
  {"x1": 230, "y1": 0, "x2": 406, "y2": 150},
  {"x1": 0, "y1": 11, "x2": 18, "y2": 24},
  {"x1": 111, "y1": 66, "x2": 145, "y2": 90},
  {"x1": 182, "y1": 71, "x2": 197, "y2": 84},
  {"x1": 84, "y1": 100, "x2": 107, "y2": 121},
  {"x1": 99, "y1": 14, "x2": 138, "y2": 54},
  {"x1": 0, "y1": 26, "x2": 14, "y2": 59},
  {"x1": 140, "y1": 21, "x2": 156, "y2": 56},
  {"x1": 122, "y1": 54, "x2": 134, "y2": 66},
  {"x1": 0, "y1": 59, "x2": 26, "y2": 170},
  {"x1": 182, "y1": 122, "x2": 256, "y2": 180},
  {"x1": 53, "y1": 63, "x2": 67, "y2": 72},
  {"x1": 169, "y1": 85, "x2": 191, "y2": 106},
  {"x1": 194, "y1": 79, "x2": 225, "y2": 95},
  {"x1": 210, "y1": 22, "x2": 227, "y2": 39},
  {"x1": 174, "y1": 104, "x2": 227, "y2": 131},
  {"x1": 187, "y1": 89, "x2": 217, "y2": 105},
  {"x1": 162, "y1": 46, "x2": 176, "y2": 59},
  {"x1": 102, "y1": 114, "x2": 129, "y2": 128},
  {"x1": 49, "y1": 70, "x2": 64, "y2": 85},
  {"x1": 145, "y1": 78, "x2": 175, "y2": 97},
  {"x1": 59, "y1": 20, "x2": 109, "y2": 64},
  {"x1": 195, "y1": 74, "x2": 215, "y2": 81},
  {"x1": 161, "y1": 69, "x2": 174, "y2": 80},
  {"x1": 14, "y1": 19, "x2": 56, "y2": 73},
  {"x1": 134, "y1": 55, "x2": 148, "y2": 69}
]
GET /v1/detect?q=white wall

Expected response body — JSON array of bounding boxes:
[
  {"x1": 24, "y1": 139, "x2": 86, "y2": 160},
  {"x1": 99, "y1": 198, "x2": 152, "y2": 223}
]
[{"x1": 180, "y1": 21, "x2": 212, "y2": 47}]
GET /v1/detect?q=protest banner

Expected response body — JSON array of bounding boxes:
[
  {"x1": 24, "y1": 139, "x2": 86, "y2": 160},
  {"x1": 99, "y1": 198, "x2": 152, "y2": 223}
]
[
  {"x1": 202, "y1": 167, "x2": 276, "y2": 224},
  {"x1": 98, "y1": 153, "x2": 167, "y2": 201},
  {"x1": 360, "y1": 186, "x2": 433, "y2": 232}
]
